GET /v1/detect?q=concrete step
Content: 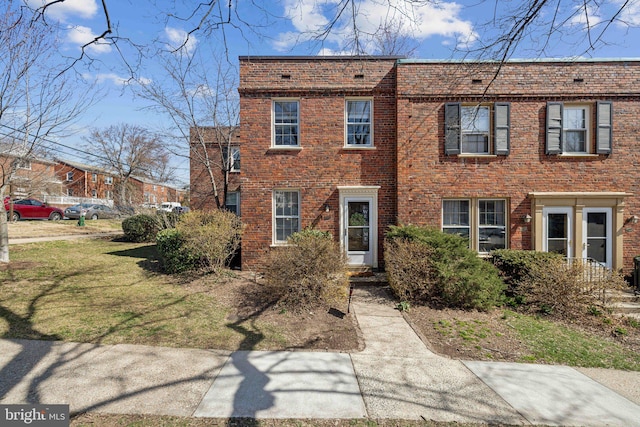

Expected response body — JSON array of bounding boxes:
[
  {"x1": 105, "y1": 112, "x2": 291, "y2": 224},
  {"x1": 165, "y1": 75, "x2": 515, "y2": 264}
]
[{"x1": 348, "y1": 271, "x2": 388, "y2": 287}]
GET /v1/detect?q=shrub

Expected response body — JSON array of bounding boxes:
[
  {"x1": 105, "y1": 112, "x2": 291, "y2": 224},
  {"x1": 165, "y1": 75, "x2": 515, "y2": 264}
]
[
  {"x1": 385, "y1": 225, "x2": 505, "y2": 311},
  {"x1": 519, "y1": 256, "x2": 627, "y2": 318},
  {"x1": 156, "y1": 229, "x2": 202, "y2": 274},
  {"x1": 163, "y1": 210, "x2": 243, "y2": 274},
  {"x1": 122, "y1": 214, "x2": 161, "y2": 243},
  {"x1": 263, "y1": 229, "x2": 349, "y2": 311},
  {"x1": 491, "y1": 249, "x2": 563, "y2": 298}
]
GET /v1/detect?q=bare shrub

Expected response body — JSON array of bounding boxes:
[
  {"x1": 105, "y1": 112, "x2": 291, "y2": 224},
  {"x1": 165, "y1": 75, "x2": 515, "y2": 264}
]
[
  {"x1": 385, "y1": 238, "x2": 438, "y2": 303},
  {"x1": 520, "y1": 257, "x2": 627, "y2": 318},
  {"x1": 174, "y1": 210, "x2": 242, "y2": 274},
  {"x1": 263, "y1": 229, "x2": 349, "y2": 311}
]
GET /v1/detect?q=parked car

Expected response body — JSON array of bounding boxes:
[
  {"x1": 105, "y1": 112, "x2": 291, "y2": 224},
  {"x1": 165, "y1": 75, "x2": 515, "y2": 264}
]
[
  {"x1": 158, "y1": 202, "x2": 182, "y2": 212},
  {"x1": 4, "y1": 197, "x2": 64, "y2": 221},
  {"x1": 64, "y1": 204, "x2": 121, "y2": 220}
]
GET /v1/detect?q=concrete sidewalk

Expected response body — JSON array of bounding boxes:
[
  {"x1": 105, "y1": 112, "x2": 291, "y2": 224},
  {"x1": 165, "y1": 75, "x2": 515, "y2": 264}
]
[{"x1": 0, "y1": 286, "x2": 639, "y2": 425}]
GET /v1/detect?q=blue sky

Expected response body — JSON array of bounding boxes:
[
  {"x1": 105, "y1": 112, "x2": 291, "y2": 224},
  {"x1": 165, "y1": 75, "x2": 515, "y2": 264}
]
[{"x1": 27, "y1": 0, "x2": 640, "y2": 185}]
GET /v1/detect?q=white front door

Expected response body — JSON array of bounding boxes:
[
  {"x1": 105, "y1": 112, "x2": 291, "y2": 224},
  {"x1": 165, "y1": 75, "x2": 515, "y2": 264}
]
[
  {"x1": 582, "y1": 208, "x2": 612, "y2": 268},
  {"x1": 543, "y1": 207, "x2": 573, "y2": 257},
  {"x1": 344, "y1": 197, "x2": 374, "y2": 266}
]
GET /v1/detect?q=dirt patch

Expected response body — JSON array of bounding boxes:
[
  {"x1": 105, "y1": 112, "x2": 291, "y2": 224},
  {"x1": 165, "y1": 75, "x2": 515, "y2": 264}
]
[{"x1": 186, "y1": 271, "x2": 363, "y2": 352}]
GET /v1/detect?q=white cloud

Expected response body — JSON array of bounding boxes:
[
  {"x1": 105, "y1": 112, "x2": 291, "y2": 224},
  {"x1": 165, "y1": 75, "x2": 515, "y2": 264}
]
[
  {"x1": 568, "y1": 4, "x2": 603, "y2": 29},
  {"x1": 67, "y1": 25, "x2": 112, "y2": 54},
  {"x1": 617, "y1": 0, "x2": 640, "y2": 26},
  {"x1": 278, "y1": 0, "x2": 476, "y2": 53},
  {"x1": 165, "y1": 27, "x2": 198, "y2": 54},
  {"x1": 83, "y1": 73, "x2": 151, "y2": 87},
  {"x1": 28, "y1": 0, "x2": 98, "y2": 22}
]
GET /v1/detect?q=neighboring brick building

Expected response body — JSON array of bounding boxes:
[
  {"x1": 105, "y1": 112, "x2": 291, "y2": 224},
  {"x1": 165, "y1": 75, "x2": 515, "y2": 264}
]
[
  {"x1": 0, "y1": 153, "x2": 62, "y2": 199},
  {"x1": 190, "y1": 126, "x2": 241, "y2": 212},
  {"x1": 55, "y1": 159, "x2": 116, "y2": 200},
  {"x1": 234, "y1": 56, "x2": 640, "y2": 272}
]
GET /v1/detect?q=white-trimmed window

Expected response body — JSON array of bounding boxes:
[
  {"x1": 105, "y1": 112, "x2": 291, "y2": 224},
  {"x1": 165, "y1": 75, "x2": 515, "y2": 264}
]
[
  {"x1": 105, "y1": 190, "x2": 113, "y2": 199},
  {"x1": 442, "y1": 198, "x2": 507, "y2": 253},
  {"x1": 224, "y1": 146, "x2": 241, "y2": 172},
  {"x1": 273, "y1": 100, "x2": 299, "y2": 147},
  {"x1": 15, "y1": 159, "x2": 31, "y2": 170},
  {"x1": 546, "y1": 101, "x2": 612, "y2": 155},
  {"x1": 225, "y1": 191, "x2": 240, "y2": 215},
  {"x1": 273, "y1": 190, "x2": 299, "y2": 244},
  {"x1": 92, "y1": 173, "x2": 97, "y2": 182},
  {"x1": 445, "y1": 103, "x2": 510, "y2": 156},
  {"x1": 105, "y1": 176, "x2": 113, "y2": 185},
  {"x1": 345, "y1": 99, "x2": 373, "y2": 146},
  {"x1": 66, "y1": 171, "x2": 73, "y2": 181},
  {"x1": 91, "y1": 189, "x2": 97, "y2": 197}
]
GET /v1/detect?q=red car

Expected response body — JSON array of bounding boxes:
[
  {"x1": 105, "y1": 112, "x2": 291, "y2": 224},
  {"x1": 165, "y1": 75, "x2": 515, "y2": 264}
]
[{"x1": 4, "y1": 197, "x2": 64, "y2": 221}]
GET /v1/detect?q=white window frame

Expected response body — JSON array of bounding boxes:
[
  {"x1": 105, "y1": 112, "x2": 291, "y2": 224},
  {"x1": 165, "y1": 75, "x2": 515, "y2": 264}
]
[
  {"x1": 225, "y1": 146, "x2": 241, "y2": 172},
  {"x1": 273, "y1": 189, "x2": 300, "y2": 244},
  {"x1": 91, "y1": 189, "x2": 97, "y2": 197},
  {"x1": 16, "y1": 159, "x2": 31, "y2": 170},
  {"x1": 442, "y1": 198, "x2": 508, "y2": 253},
  {"x1": 461, "y1": 105, "x2": 491, "y2": 154},
  {"x1": 92, "y1": 173, "x2": 97, "y2": 182},
  {"x1": 66, "y1": 171, "x2": 73, "y2": 181},
  {"x1": 272, "y1": 99, "x2": 300, "y2": 147},
  {"x1": 345, "y1": 98, "x2": 373, "y2": 147},
  {"x1": 105, "y1": 176, "x2": 113, "y2": 185},
  {"x1": 225, "y1": 191, "x2": 240, "y2": 216},
  {"x1": 562, "y1": 104, "x2": 590, "y2": 154}
]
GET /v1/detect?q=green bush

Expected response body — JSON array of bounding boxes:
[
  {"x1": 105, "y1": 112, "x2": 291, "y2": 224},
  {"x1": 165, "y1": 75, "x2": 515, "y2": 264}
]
[
  {"x1": 491, "y1": 249, "x2": 563, "y2": 298},
  {"x1": 156, "y1": 229, "x2": 202, "y2": 274},
  {"x1": 385, "y1": 225, "x2": 505, "y2": 311},
  {"x1": 122, "y1": 214, "x2": 161, "y2": 243},
  {"x1": 157, "y1": 210, "x2": 242, "y2": 274},
  {"x1": 263, "y1": 229, "x2": 349, "y2": 311}
]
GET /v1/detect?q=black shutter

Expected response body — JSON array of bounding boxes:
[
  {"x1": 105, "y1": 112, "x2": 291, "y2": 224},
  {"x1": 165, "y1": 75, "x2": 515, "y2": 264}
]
[
  {"x1": 444, "y1": 103, "x2": 461, "y2": 155},
  {"x1": 546, "y1": 102, "x2": 563, "y2": 154},
  {"x1": 596, "y1": 101, "x2": 613, "y2": 154},
  {"x1": 494, "y1": 103, "x2": 510, "y2": 155}
]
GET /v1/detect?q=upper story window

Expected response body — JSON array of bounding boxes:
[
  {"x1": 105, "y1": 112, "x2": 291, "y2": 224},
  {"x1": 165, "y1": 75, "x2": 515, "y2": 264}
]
[
  {"x1": 66, "y1": 171, "x2": 73, "y2": 181},
  {"x1": 345, "y1": 99, "x2": 373, "y2": 147},
  {"x1": 105, "y1": 176, "x2": 113, "y2": 185},
  {"x1": 546, "y1": 101, "x2": 612, "y2": 155},
  {"x1": 273, "y1": 100, "x2": 299, "y2": 147},
  {"x1": 445, "y1": 103, "x2": 510, "y2": 156},
  {"x1": 92, "y1": 173, "x2": 97, "y2": 182},
  {"x1": 225, "y1": 191, "x2": 240, "y2": 216},
  {"x1": 224, "y1": 146, "x2": 241, "y2": 172},
  {"x1": 15, "y1": 159, "x2": 31, "y2": 170}
]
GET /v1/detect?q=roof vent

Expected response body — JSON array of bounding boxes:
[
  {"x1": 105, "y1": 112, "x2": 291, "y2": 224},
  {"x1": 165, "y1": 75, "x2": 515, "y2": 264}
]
[
  {"x1": 354, "y1": 74, "x2": 364, "y2": 79},
  {"x1": 573, "y1": 78, "x2": 584, "y2": 83},
  {"x1": 472, "y1": 79, "x2": 483, "y2": 84},
  {"x1": 281, "y1": 74, "x2": 291, "y2": 79}
]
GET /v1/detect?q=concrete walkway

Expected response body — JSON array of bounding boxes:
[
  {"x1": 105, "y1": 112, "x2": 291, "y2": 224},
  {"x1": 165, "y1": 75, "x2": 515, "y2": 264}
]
[{"x1": 1, "y1": 286, "x2": 639, "y2": 425}]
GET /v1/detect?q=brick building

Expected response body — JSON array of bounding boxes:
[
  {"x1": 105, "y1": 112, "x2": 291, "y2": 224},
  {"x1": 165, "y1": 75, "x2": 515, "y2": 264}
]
[
  {"x1": 55, "y1": 159, "x2": 116, "y2": 200},
  {"x1": 0, "y1": 153, "x2": 62, "y2": 199},
  {"x1": 234, "y1": 56, "x2": 640, "y2": 272}
]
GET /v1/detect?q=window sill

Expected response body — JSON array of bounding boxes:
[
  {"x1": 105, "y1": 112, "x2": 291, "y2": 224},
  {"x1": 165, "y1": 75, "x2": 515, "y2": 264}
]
[
  {"x1": 268, "y1": 146, "x2": 302, "y2": 151},
  {"x1": 457, "y1": 154, "x2": 497, "y2": 158},
  {"x1": 558, "y1": 153, "x2": 600, "y2": 158},
  {"x1": 342, "y1": 146, "x2": 376, "y2": 150},
  {"x1": 270, "y1": 243, "x2": 293, "y2": 248}
]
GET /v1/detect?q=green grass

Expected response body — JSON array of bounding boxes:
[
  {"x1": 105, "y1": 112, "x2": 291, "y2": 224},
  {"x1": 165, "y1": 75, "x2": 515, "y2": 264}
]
[
  {"x1": 502, "y1": 310, "x2": 640, "y2": 371},
  {"x1": 0, "y1": 239, "x2": 285, "y2": 350}
]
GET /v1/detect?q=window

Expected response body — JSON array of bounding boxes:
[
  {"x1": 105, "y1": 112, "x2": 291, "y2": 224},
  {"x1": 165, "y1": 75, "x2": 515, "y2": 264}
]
[
  {"x1": 105, "y1": 190, "x2": 113, "y2": 199},
  {"x1": 273, "y1": 190, "x2": 299, "y2": 244},
  {"x1": 346, "y1": 99, "x2": 372, "y2": 146},
  {"x1": 105, "y1": 176, "x2": 113, "y2": 185},
  {"x1": 546, "y1": 101, "x2": 612, "y2": 154},
  {"x1": 445, "y1": 103, "x2": 510, "y2": 155},
  {"x1": 273, "y1": 100, "x2": 299, "y2": 146},
  {"x1": 224, "y1": 146, "x2": 241, "y2": 172},
  {"x1": 225, "y1": 191, "x2": 240, "y2": 215},
  {"x1": 67, "y1": 189, "x2": 73, "y2": 197},
  {"x1": 66, "y1": 171, "x2": 73, "y2": 181},
  {"x1": 92, "y1": 173, "x2": 97, "y2": 182},
  {"x1": 91, "y1": 189, "x2": 97, "y2": 197},
  {"x1": 442, "y1": 198, "x2": 507, "y2": 253},
  {"x1": 15, "y1": 159, "x2": 31, "y2": 170}
]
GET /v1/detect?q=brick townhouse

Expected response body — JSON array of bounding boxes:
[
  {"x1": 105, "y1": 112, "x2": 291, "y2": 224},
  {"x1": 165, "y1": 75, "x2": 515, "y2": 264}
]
[{"x1": 233, "y1": 56, "x2": 640, "y2": 273}]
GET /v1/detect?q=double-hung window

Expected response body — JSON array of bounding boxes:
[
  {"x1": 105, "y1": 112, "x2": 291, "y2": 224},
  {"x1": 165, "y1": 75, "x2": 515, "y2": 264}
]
[
  {"x1": 346, "y1": 99, "x2": 373, "y2": 147},
  {"x1": 273, "y1": 100, "x2": 299, "y2": 147},
  {"x1": 445, "y1": 103, "x2": 510, "y2": 156},
  {"x1": 224, "y1": 146, "x2": 241, "y2": 172},
  {"x1": 442, "y1": 198, "x2": 507, "y2": 253},
  {"x1": 273, "y1": 190, "x2": 299, "y2": 244},
  {"x1": 105, "y1": 176, "x2": 113, "y2": 185},
  {"x1": 225, "y1": 192, "x2": 240, "y2": 215},
  {"x1": 546, "y1": 101, "x2": 612, "y2": 155}
]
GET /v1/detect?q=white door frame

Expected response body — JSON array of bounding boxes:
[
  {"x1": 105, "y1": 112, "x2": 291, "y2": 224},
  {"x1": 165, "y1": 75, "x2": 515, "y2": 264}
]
[
  {"x1": 338, "y1": 186, "x2": 379, "y2": 268},
  {"x1": 542, "y1": 206, "x2": 573, "y2": 258},
  {"x1": 582, "y1": 207, "x2": 612, "y2": 268}
]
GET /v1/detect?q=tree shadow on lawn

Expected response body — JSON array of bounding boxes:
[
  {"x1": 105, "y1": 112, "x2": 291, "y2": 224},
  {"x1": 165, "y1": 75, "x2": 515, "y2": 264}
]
[{"x1": 107, "y1": 244, "x2": 162, "y2": 273}]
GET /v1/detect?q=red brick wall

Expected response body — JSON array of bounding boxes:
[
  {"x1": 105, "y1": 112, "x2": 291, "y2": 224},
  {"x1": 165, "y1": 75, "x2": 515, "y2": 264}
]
[
  {"x1": 396, "y1": 60, "x2": 640, "y2": 271},
  {"x1": 239, "y1": 57, "x2": 399, "y2": 269}
]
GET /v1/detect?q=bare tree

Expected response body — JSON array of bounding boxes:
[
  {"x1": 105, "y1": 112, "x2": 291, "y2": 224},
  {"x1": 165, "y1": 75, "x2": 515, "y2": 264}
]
[
  {"x1": 0, "y1": 4, "x2": 94, "y2": 262},
  {"x1": 83, "y1": 124, "x2": 171, "y2": 209},
  {"x1": 136, "y1": 47, "x2": 240, "y2": 210}
]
